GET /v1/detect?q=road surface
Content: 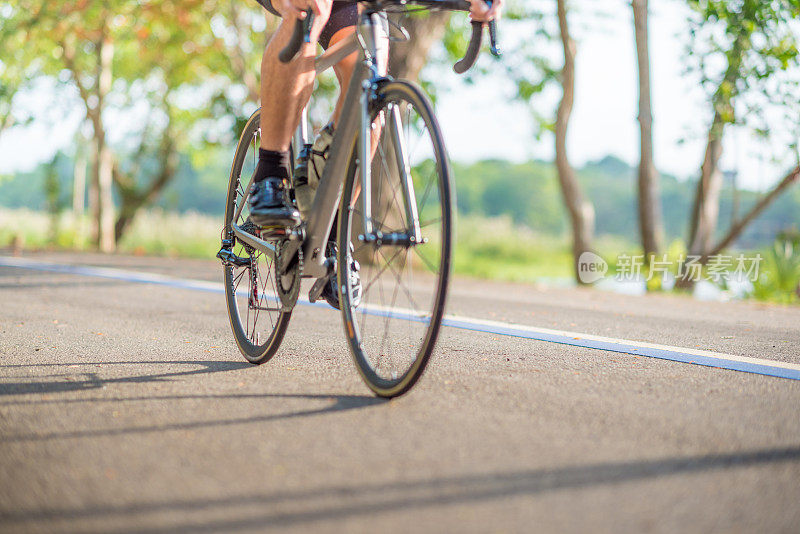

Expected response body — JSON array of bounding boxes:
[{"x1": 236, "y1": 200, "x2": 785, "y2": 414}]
[{"x1": 1, "y1": 251, "x2": 799, "y2": 533}]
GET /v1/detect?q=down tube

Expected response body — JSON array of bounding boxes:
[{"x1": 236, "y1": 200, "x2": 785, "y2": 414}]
[{"x1": 301, "y1": 58, "x2": 368, "y2": 279}]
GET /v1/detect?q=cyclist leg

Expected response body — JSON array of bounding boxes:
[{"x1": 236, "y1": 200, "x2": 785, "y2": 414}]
[
  {"x1": 249, "y1": 1, "x2": 333, "y2": 227},
  {"x1": 259, "y1": 5, "x2": 333, "y2": 152}
]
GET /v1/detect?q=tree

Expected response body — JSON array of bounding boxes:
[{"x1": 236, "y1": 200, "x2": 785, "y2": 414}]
[
  {"x1": 555, "y1": 0, "x2": 595, "y2": 282},
  {"x1": 632, "y1": 0, "x2": 663, "y2": 264},
  {"x1": 1, "y1": 0, "x2": 271, "y2": 249},
  {"x1": 436, "y1": 0, "x2": 595, "y2": 282},
  {"x1": 684, "y1": 0, "x2": 800, "y2": 262},
  {"x1": 390, "y1": 12, "x2": 452, "y2": 81},
  {"x1": 107, "y1": 0, "x2": 269, "y2": 241}
]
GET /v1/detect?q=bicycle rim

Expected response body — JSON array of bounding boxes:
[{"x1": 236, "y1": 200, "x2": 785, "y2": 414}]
[{"x1": 338, "y1": 80, "x2": 453, "y2": 397}]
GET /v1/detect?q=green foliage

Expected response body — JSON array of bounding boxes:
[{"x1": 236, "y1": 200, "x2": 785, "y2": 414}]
[
  {"x1": 454, "y1": 215, "x2": 573, "y2": 281},
  {"x1": 4, "y1": 152, "x2": 798, "y2": 250},
  {"x1": 447, "y1": 1, "x2": 556, "y2": 133},
  {"x1": 452, "y1": 159, "x2": 565, "y2": 234},
  {"x1": 751, "y1": 230, "x2": 800, "y2": 303},
  {"x1": 686, "y1": 0, "x2": 800, "y2": 135},
  {"x1": 0, "y1": 0, "x2": 281, "y2": 242}
]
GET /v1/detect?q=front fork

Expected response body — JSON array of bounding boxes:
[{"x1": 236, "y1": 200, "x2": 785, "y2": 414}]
[{"x1": 357, "y1": 81, "x2": 423, "y2": 247}]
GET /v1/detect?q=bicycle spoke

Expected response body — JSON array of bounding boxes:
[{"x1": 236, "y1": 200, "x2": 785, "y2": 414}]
[
  {"x1": 360, "y1": 246, "x2": 404, "y2": 298},
  {"x1": 376, "y1": 246, "x2": 423, "y2": 314},
  {"x1": 377, "y1": 262, "x2": 403, "y2": 370},
  {"x1": 233, "y1": 267, "x2": 247, "y2": 292},
  {"x1": 375, "y1": 141, "x2": 407, "y2": 233},
  {"x1": 417, "y1": 173, "x2": 436, "y2": 215},
  {"x1": 419, "y1": 216, "x2": 442, "y2": 228},
  {"x1": 412, "y1": 245, "x2": 439, "y2": 275}
]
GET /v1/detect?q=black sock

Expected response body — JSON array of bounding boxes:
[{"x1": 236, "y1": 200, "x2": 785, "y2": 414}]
[{"x1": 254, "y1": 148, "x2": 290, "y2": 183}]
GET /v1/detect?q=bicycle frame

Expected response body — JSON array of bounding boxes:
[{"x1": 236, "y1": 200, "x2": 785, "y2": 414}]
[{"x1": 230, "y1": 12, "x2": 420, "y2": 280}]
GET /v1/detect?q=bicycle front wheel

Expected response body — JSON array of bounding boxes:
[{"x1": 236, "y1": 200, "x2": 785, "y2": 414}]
[{"x1": 338, "y1": 80, "x2": 454, "y2": 397}]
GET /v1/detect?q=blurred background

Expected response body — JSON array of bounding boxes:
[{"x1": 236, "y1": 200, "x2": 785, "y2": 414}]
[{"x1": 1, "y1": 0, "x2": 799, "y2": 303}]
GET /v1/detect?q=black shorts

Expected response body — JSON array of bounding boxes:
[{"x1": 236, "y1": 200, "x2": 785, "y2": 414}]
[{"x1": 255, "y1": 0, "x2": 358, "y2": 49}]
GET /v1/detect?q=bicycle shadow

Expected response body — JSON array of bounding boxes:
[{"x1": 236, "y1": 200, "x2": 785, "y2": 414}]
[
  {"x1": 1, "y1": 445, "x2": 798, "y2": 532},
  {"x1": 0, "y1": 360, "x2": 385, "y2": 443},
  {"x1": 0, "y1": 360, "x2": 253, "y2": 397}
]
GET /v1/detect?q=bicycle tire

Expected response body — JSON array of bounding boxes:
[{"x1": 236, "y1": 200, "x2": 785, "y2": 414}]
[
  {"x1": 223, "y1": 109, "x2": 292, "y2": 364},
  {"x1": 338, "y1": 80, "x2": 454, "y2": 397}
]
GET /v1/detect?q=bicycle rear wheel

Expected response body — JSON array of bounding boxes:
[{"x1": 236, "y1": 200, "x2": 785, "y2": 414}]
[
  {"x1": 222, "y1": 109, "x2": 292, "y2": 364},
  {"x1": 338, "y1": 80, "x2": 453, "y2": 397}
]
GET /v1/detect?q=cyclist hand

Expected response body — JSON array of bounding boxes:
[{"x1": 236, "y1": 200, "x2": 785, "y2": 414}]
[
  {"x1": 277, "y1": 0, "x2": 332, "y2": 20},
  {"x1": 467, "y1": 0, "x2": 503, "y2": 23}
]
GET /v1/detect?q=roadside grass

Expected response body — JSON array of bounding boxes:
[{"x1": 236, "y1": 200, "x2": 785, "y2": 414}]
[
  {"x1": 0, "y1": 208, "x2": 221, "y2": 258},
  {"x1": 751, "y1": 235, "x2": 800, "y2": 304},
  {"x1": 453, "y1": 215, "x2": 573, "y2": 281},
  {"x1": 1, "y1": 208, "x2": 579, "y2": 279},
  {"x1": 4, "y1": 208, "x2": 795, "y2": 303},
  {"x1": 119, "y1": 211, "x2": 222, "y2": 258}
]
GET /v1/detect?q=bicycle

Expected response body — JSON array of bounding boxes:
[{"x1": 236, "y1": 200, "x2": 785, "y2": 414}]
[{"x1": 218, "y1": 0, "x2": 499, "y2": 397}]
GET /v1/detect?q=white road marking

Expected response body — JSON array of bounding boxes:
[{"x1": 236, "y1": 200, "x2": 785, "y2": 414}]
[{"x1": 2, "y1": 255, "x2": 798, "y2": 381}]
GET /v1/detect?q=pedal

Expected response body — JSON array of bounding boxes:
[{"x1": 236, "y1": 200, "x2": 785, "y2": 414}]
[
  {"x1": 308, "y1": 258, "x2": 335, "y2": 303},
  {"x1": 217, "y1": 240, "x2": 250, "y2": 267}
]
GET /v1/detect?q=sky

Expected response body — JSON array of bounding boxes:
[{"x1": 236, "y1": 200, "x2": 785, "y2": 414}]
[
  {"x1": 435, "y1": 1, "x2": 798, "y2": 191},
  {"x1": 1, "y1": 0, "x2": 798, "y2": 192}
]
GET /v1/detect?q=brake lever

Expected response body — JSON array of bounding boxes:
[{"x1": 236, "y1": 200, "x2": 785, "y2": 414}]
[
  {"x1": 301, "y1": 11, "x2": 315, "y2": 44},
  {"x1": 488, "y1": 19, "x2": 501, "y2": 57},
  {"x1": 278, "y1": 10, "x2": 315, "y2": 63},
  {"x1": 485, "y1": 0, "x2": 501, "y2": 57}
]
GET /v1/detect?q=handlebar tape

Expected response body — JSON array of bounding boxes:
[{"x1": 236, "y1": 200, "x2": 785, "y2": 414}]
[
  {"x1": 453, "y1": 21, "x2": 483, "y2": 74},
  {"x1": 278, "y1": 12, "x2": 314, "y2": 63},
  {"x1": 488, "y1": 19, "x2": 501, "y2": 57}
]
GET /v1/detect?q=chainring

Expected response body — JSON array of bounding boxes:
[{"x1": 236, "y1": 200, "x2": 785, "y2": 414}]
[{"x1": 276, "y1": 239, "x2": 302, "y2": 311}]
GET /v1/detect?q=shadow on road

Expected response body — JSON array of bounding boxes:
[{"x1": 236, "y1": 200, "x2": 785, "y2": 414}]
[
  {"x1": 1, "y1": 445, "x2": 798, "y2": 532},
  {"x1": 0, "y1": 360, "x2": 384, "y2": 443},
  {"x1": 0, "y1": 392, "x2": 383, "y2": 443},
  {"x1": 0, "y1": 360, "x2": 253, "y2": 397}
]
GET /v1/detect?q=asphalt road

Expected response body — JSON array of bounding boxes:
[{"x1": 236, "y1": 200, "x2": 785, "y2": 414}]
[{"x1": 1, "y1": 251, "x2": 799, "y2": 533}]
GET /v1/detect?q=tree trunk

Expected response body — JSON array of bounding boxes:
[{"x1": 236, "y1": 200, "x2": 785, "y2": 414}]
[
  {"x1": 229, "y1": 0, "x2": 264, "y2": 103},
  {"x1": 72, "y1": 141, "x2": 86, "y2": 217},
  {"x1": 96, "y1": 35, "x2": 116, "y2": 253},
  {"x1": 686, "y1": 30, "x2": 749, "y2": 259},
  {"x1": 388, "y1": 12, "x2": 450, "y2": 81},
  {"x1": 688, "y1": 111, "x2": 725, "y2": 256},
  {"x1": 61, "y1": 23, "x2": 116, "y2": 251},
  {"x1": 556, "y1": 0, "x2": 594, "y2": 283},
  {"x1": 114, "y1": 138, "x2": 180, "y2": 242},
  {"x1": 98, "y1": 137, "x2": 115, "y2": 252},
  {"x1": 632, "y1": 0, "x2": 663, "y2": 261},
  {"x1": 88, "y1": 122, "x2": 115, "y2": 251},
  {"x1": 708, "y1": 165, "x2": 800, "y2": 257},
  {"x1": 88, "y1": 135, "x2": 100, "y2": 244}
]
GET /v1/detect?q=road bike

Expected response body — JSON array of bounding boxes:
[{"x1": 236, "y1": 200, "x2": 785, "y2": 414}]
[{"x1": 218, "y1": 0, "x2": 499, "y2": 397}]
